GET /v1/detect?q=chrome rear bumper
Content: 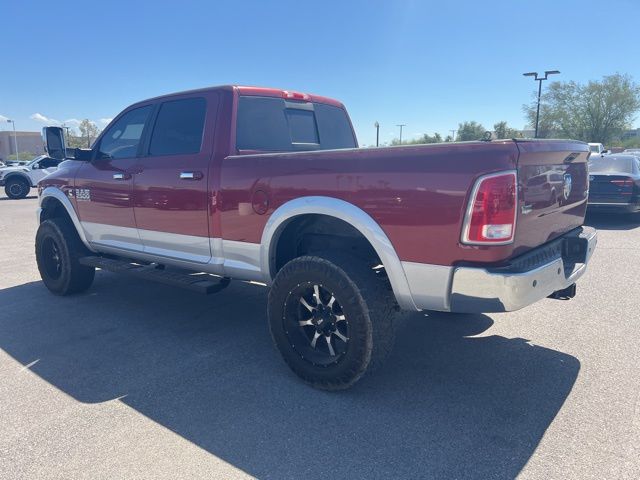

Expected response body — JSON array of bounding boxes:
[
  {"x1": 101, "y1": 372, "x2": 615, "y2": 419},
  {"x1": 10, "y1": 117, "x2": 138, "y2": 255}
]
[{"x1": 449, "y1": 227, "x2": 597, "y2": 313}]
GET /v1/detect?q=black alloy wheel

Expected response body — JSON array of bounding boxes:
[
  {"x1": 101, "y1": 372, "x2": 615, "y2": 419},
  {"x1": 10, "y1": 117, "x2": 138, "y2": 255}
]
[
  {"x1": 283, "y1": 282, "x2": 350, "y2": 366},
  {"x1": 40, "y1": 236, "x2": 63, "y2": 280},
  {"x1": 268, "y1": 252, "x2": 395, "y2": 390}
]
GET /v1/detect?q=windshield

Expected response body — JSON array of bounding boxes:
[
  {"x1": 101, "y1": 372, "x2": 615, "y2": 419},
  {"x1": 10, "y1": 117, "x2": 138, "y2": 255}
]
[
  {"x1": 589, "y1": 145, "x2": 601, "y2": 153},
  {"x1": 589, "y1": 155, "x2": 636, "y2": 173},
  {"x1": 23, "y1": 155, "x2": 45, "y2": 167}
]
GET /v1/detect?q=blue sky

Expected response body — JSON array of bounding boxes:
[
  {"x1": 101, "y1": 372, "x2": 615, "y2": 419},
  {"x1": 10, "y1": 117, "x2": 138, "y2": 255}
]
[{"x1": 1, "y1": 0, "x2": 638, "y2": 146}]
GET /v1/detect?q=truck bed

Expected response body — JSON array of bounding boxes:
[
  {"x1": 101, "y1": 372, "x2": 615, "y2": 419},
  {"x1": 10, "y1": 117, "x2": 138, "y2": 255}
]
[{"x1": 219, "y1": 139, "x2": 590, "y2": 267}]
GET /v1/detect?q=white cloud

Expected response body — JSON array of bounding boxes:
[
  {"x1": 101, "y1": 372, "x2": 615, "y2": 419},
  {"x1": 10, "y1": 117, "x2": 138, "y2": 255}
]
[
  {"x1": 30, "y1": 113, "x2": 110, "y2": 134},
  {"x1": 30, "y1": 113, "x2": 61, "y2": 125}
]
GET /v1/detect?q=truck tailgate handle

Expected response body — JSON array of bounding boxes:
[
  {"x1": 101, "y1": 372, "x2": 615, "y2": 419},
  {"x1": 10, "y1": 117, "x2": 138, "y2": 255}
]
[
  {"x1": 112, "y1": 173, "x2": 131, "y2": 180},
  {"x1": 179, "y1": 171, "x2": 203, "y2": 180}
]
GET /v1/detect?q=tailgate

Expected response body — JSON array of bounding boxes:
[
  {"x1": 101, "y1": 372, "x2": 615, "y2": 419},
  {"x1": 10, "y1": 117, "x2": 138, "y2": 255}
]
[{"x1": 514, "y1": 139, "x2": 589, "y2": 255}]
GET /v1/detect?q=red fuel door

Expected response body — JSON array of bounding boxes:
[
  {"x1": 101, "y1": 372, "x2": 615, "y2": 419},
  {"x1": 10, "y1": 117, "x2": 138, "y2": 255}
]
[{"x1": 251, "y1": 190, "x2": 270, "y2": 215}]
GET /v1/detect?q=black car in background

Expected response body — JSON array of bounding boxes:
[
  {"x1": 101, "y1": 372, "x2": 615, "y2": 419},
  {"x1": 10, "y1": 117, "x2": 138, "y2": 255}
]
[{"x1": 588, "y1": 154, "x2": 640, "y2": 213}]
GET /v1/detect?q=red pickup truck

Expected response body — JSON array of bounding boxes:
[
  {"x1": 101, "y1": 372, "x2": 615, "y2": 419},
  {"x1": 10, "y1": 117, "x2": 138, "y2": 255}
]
[{"x1": 37, "y1": 85, "x2": 597, "y2": 390}]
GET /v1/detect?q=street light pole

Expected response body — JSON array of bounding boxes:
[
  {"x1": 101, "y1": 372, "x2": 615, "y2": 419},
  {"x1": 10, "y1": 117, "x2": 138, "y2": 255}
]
[
  {"x1": 7, "y1": 120, "x2": 19, "y2": 161},
  {"x1": 62, "y1": 124, "x2": 71, "y2": 146},
  {"x1": 523, "y1": 70, "x2": 560, "y2": 138},
  {"x1": 449, "y1": 129, "x2": 457, "y2": 142},
  {"x1": 396, "y1": 124, "x2": 406, "y2": 145},
  {"x1": 374, "y1": 121, "x2": 380, "y2": 147}
]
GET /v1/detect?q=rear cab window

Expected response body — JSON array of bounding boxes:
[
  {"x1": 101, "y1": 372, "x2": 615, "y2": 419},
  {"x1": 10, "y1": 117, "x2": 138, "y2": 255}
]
[{"x1": 236, "y1": 95, "x2": 356, "y2": 153}]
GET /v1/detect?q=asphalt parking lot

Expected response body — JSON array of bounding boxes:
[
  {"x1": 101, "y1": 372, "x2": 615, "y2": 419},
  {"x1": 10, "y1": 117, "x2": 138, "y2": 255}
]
[{"x1": 0, "y1": 193, "x2": 638, "y2": 480}]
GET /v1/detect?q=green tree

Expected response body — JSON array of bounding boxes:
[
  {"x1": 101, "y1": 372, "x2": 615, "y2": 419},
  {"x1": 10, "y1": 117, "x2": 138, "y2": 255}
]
[
  {"x1": 65, "y1": 132, "x2": 86, "y2": 149},
  {"x1": 78, "y1": 119, "x2": 101, "y2": 148},
  {"x1": 391, "y1": 132, "x2": 443, "y2": 145},
  {"x1": 610, "y1": 135, "x2": 640, "y2": 149},
  {"x1": 413, "y1": 132, "x2": 442, "y2": 144},
  {"x1": 493, "y1": 121, "x2": 522, "y2": 139},
  {"x1": 456, "y1": 121, "x2": 486, "y2": 141},
  {"x1": 7, "y1": 151, "x2": 39, "y2": 162},
  {"x1": 523, "y1": 73, "x2": 640, "y2": 143}
]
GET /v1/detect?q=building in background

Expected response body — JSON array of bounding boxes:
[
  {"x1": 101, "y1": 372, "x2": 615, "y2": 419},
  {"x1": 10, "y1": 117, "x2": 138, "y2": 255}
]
[
  {"x1": 622, "y1": 128, "x2": 640, "y2": 140},
  {"x1": 0, "y1": 131, "x2": 43, "y2": 161}
]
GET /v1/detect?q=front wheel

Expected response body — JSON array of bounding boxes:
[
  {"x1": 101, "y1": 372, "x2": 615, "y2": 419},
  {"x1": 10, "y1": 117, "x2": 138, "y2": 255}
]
[
  {"x1": 5, "y1": 178, "x2": 30, "y2": 199},
  {"x1": 268, "y1": 252, "x2": 395, "y2": 390},
  {"x1": 35, "y1": 218, "x2": 95, "y2": 295}
]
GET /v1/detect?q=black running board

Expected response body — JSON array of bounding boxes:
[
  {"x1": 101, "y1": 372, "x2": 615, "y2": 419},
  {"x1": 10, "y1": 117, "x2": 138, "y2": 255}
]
[{"x1": 79, "y1": 256, "x2": 231, "y2": 294}]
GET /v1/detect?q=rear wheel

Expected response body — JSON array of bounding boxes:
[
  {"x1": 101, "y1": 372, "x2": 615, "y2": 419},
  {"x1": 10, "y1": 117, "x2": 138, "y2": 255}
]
[
  {"x1": 5, "y1": 178, "x2": 30, "y2": 199},
  {"x1": 35, "y1": 218, "x2": 95, "y2": 295},
  {"x1": 268, "y1": 251, "x2": 395, "y2": 390}
]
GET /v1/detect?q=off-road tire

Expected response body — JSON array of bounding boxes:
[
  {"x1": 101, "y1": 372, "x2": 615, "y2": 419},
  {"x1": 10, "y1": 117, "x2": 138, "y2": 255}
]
[
  {"x1": 268, "y1": 251, "x2": 395, "y2": 390},
  {"x1": 5, "y1": 177, "x2": 30, "y2": 199},
  {"x1": 35, "y1": 218, "x2": 95, "y2": 295}
]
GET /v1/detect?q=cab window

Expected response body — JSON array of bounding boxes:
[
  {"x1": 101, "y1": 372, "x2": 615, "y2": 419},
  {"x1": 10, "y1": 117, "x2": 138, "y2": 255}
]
[
  {"x1": 97, "y1": 106, "x2": 152, "y2": 159},
  {"x1": 148, "y1": 97, "x2": 206, "y2": 156},
  {"x1": 236, "y1": 96, "x2": 356, "y2": 152}
]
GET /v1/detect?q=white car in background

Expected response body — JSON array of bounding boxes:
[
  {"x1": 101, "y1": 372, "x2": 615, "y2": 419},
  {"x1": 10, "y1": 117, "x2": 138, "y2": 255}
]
[
  {"x1": 525, "y1": 170, "x2": 565, "y2": 206},
  {"x1": 0, "y1": 155, "x2": 62, "y2": 199},
  {"x1": 588, "y1": 143, "x2": 608, "y2": 156}
]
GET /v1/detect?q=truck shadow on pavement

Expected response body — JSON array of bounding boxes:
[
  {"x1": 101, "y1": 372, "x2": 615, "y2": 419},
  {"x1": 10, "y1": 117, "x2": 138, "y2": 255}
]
[{"x1": 0, "y1": 274, "x2": 580, "y2": 479}]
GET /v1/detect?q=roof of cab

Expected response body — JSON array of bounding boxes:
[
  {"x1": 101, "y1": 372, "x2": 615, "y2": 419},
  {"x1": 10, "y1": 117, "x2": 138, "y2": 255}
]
[{"x1": 128, "y1": 85, "x2": 345, "y2": 109}]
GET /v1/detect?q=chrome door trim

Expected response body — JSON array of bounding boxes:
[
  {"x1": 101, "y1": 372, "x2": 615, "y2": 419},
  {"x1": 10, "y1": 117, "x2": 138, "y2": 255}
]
[
  {"x1": 81, "y1": 222, "x2": 144, "y2": 253},
  {"x1": 137, "y1": 228, "x2": 212, "y2": 264}
]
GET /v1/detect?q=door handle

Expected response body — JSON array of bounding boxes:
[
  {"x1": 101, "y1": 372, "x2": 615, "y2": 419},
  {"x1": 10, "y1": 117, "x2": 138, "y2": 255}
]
[
  {"x1": 179, "y1": 171, "x2": 203, "y2": 180},
  {"x1": 113, "y1": 173, "x2": 131, "y2": 180}
]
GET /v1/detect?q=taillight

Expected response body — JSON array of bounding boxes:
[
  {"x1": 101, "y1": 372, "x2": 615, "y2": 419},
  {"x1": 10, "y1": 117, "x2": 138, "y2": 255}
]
[
  {"x1": 282, "y1": 90, "x2": 310, "y2": 101},
  {"x1": 610, "y1": 178, "x2": 634, "y2": 194},
  {"x1": 462, "y1": 171, "x2": 517, "y2": 245},
  {"x1": 610, "y1": 178, "x2": 633, "y2": 186}
]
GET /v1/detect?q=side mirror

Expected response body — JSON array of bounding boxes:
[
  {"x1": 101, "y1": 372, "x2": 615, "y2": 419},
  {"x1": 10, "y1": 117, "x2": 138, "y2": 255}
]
[{"x1": 41, "y1": 127, "x2": 66, "y2": 161}]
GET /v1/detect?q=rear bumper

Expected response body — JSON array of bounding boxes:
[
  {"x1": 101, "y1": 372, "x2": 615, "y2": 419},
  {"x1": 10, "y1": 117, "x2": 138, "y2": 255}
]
[
  {"x1": 401, "y1": 226, "x2": 597, "y2": 313},
  {"x1": 588, "y1": 202, "x2": 640, "y2": 213},
  {"x1": 449, "y1": 226, "x2": 597, "y2": 313}
]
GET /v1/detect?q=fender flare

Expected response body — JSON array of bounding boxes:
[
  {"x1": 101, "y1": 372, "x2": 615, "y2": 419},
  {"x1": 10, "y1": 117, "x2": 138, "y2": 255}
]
[
  {"x1": 39, "y1": 186, "x2": 95, "y2": 252},
  {"x1": 259, "y1": 196, "x2": 416, "y2": 311},
  {"x1": 3, "y1": 172, "x2": 33, "y2": 187}
]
